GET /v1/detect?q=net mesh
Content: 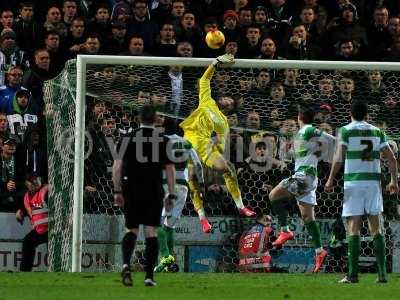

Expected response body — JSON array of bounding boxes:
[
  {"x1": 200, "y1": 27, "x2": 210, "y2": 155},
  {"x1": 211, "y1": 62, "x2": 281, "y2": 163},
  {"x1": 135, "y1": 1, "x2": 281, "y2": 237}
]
[{"x1": 45, "y1": 59, "x2": 400, "y2": 272}]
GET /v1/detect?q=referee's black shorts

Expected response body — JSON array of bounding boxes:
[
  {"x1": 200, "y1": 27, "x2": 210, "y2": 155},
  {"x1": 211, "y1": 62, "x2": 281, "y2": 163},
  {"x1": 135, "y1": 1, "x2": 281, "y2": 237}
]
[{"x1": 123, "y1": 184, "x2": 164, "y2": 229}]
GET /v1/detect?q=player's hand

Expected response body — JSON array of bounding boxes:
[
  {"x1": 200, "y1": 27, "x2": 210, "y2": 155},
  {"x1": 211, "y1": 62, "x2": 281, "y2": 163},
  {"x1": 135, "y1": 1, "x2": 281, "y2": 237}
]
[
  {"x1": 114, "y1": 193, "x2": 125, "y2": 208},
  {"x1": 324, "y1": 178, "x2": 334, "y2": 192},
  {"x1": 164, "y1": 194, "x2": 176, "y2": 212},
  {"x1": 213, "y1": 53, "x2": 235, "y2": 68},
  {"x1": 387, "y1": 181, "x2": 399, "y2": 195}
]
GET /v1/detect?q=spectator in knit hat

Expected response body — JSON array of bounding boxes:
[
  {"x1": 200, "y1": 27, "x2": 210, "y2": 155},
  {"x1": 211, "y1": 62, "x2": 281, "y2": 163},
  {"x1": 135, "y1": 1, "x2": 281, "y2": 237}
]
[
  {"x1": 222, "y1": 10, "x2": 240, "y2": 42},
  {"x1": 5, "y1": 89, "x2": 40, "y2": 140},
  {"x1": 111, "y1": 0, "x2": 133, "y2": 23},
  {"x1": 0, "y1": 29, "x2": 30, "y2": 87},
  {"x1": 326, "y1": 3, "x2": 368, "y2": 56}
]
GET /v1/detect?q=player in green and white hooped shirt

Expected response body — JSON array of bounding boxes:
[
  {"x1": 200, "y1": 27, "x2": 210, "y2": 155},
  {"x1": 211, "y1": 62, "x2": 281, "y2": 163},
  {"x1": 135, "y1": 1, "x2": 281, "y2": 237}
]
[
  {"x1": 326, "y1": 101, "x2": 398, "y2": 284},
  {"x1": 155, "y1": 128, "x2": 203, "y2": 273},
  {"x1": 269, "y1": 104, "x2": 335, "y2": 273}
]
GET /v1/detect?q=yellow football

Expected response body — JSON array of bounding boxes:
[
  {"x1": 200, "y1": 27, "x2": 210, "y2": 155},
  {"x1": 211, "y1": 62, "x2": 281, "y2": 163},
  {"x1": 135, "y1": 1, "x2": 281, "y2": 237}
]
[{"x1": 205, "y1": 30, "x2": 225, "y2": 49}]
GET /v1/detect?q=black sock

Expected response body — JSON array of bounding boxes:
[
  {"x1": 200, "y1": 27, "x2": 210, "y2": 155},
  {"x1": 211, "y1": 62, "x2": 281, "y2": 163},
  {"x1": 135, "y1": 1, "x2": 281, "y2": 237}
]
[
  {"x1": 270, "y1": 198, "x2": 290, "y2": 228},
  {"x1": 144, "y1": 237, "x2": 158, "y2": 280},
  {"x1": 122, "y1": 232, "x2": 137, "y2": 266}
]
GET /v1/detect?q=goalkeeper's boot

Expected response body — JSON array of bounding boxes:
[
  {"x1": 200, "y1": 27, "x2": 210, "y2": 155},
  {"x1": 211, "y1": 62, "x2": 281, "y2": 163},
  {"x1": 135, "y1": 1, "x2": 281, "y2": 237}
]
[
  {"x1": 338, "y1": 275, "x2": 358, "y2": 284},
  {"x1": 272, "y1": 230, "x2": 294, "y2": 247},
  {"x1": 144, "y1": 278, "x2": 157, "y2": 287},
  {"x1": 121, "y1": 265, "x2": 133, "y2": 287},
  {"x1": 200, "y1": 218, "x2": 212, "y2": 233},
  {"x1": 313, "y1": 249, "x2": 328, "y2": 273},
  {"x1": 239, "y1": 207, "x2": 256, "y2": 217},
  {"x1": 154, "y1": 255, "x2": 175, "y2": 273}
]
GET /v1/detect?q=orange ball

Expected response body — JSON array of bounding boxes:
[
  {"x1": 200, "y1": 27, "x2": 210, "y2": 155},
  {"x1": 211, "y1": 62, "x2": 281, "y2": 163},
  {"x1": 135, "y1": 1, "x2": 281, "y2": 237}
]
[{"x1": 205, "y1": 30, "x2": 225, "y2": 49}]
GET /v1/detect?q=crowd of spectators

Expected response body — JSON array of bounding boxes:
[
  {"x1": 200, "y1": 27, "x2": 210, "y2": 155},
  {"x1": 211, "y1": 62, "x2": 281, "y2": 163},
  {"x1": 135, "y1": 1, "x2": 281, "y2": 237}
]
[{"x1": 0, "y1": 0, "x2": 399, "y2": 220}]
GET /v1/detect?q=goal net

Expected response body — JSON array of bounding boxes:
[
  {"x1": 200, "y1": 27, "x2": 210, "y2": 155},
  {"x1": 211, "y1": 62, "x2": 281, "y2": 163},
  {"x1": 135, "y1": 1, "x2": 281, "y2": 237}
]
[{"x1": 44, "y1": 57, "x2": 400, "y2": 273}]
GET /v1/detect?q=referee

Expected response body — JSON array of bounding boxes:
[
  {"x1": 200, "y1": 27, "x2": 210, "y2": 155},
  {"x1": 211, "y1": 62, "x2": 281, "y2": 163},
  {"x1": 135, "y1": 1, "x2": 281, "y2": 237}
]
[{"x1": 113, "y1": 105, "x2": 176, "y2": 287}]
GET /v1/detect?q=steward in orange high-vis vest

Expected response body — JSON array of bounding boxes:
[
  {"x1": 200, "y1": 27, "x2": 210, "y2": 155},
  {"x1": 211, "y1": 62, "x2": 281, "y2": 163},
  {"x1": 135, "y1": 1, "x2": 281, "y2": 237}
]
[{"x1": 16, "y1": 173, "x2": 48, "y2": 271}]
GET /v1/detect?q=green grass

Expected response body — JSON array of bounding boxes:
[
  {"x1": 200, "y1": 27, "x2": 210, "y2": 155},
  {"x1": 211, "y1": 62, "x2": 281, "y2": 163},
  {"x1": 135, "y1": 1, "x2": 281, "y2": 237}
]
[{"x1": 1, "y1": 272, "x2": 400, "y2": 300}]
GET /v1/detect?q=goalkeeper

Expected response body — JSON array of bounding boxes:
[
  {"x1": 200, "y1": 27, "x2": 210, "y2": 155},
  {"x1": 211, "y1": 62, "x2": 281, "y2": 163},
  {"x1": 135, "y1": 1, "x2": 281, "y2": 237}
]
[{"x1": 180, "y1": 54, "x2": 256, "y2": 233}]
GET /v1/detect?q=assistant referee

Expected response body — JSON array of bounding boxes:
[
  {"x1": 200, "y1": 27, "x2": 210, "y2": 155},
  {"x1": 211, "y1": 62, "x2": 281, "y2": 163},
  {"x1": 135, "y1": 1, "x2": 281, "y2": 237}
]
[{"x1": 113, "y1": 105, "x2": 176, "y2": 287}]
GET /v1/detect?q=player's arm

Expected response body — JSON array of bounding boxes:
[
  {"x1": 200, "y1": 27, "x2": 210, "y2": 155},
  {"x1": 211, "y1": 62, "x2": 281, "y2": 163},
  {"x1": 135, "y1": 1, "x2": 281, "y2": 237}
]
[
  {"x1": 381, "y1": 145, "x2": 399, "y2": 194},
  {"x1": 165, "y1": 163, "x2": 176, "y2": 196},
  {"x1": 199, "y1": 54, "x2": 234, "y2": 106},
  {"x1": 325, "y1": 143, "x2": 346, "y2": 191}
]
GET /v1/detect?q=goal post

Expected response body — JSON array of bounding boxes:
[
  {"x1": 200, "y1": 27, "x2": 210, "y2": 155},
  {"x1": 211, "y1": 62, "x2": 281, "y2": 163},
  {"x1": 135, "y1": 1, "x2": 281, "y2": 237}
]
[{"x1": 45, "y1": 55, "x2": 400, "y2": 273}]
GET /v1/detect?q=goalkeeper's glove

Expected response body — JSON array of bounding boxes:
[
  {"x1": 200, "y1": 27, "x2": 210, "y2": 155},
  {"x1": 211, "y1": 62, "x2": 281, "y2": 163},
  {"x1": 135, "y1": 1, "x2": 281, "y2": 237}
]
[{"x1": 212, "y1": 53, "x2": 235, "y2": 68}]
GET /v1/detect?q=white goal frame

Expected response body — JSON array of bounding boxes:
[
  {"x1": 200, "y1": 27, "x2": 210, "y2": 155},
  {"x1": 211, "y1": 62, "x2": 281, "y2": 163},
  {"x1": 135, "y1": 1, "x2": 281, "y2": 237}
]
[{"x1": 72, "y1": 55, "x2": 400, "y2": 272}]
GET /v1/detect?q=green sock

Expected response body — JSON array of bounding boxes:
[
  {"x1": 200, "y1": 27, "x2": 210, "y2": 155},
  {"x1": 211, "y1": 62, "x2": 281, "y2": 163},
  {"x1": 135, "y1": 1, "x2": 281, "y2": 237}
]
[
  {"x1": 305, "y1": 220, "x2": 322, "y2": 249},
  {"x1": 373, "y1": 234, "x2": 387, "y2": 279},
  {"x1": 157, "y1": 227, "x2": 169, "y2": 258},
  {"x1": 165, "y1": 226, "x2": 175, "y2": 256},
  {"x1": 271, "y1": 198, "x2": 290, "y2": 230},
  {"x1": 347, "y1": 235, "x2": 360, "y2": 278}
]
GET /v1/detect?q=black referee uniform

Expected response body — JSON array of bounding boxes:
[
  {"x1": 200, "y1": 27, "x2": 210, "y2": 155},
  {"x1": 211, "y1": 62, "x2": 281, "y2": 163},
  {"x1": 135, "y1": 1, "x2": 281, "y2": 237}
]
[
  {"x1": 117, "y1": 105, "x2": 175, "y2": 287},
  {"x1": 122, "y1": 125, "x2": 172, "y2": 228}
]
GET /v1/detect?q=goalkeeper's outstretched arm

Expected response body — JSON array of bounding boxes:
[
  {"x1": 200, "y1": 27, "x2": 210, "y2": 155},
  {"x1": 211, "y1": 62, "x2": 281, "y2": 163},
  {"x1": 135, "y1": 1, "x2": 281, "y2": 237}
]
[{"x1": 199, "y1": 54, "x2": 234, "y2": 106}]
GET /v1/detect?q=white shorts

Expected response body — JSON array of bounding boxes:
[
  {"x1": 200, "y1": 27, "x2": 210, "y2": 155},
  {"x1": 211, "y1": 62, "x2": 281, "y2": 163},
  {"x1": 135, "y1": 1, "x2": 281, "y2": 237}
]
[
  {"x1": 162, "y1": 184, "x2": 188, "y2": 227},
  {"x1": 279, "y1": 173, "x2": 318, "y2": 205},
  {"x1": 342, "y1": 183, "x2": 383, "y2": 217}
]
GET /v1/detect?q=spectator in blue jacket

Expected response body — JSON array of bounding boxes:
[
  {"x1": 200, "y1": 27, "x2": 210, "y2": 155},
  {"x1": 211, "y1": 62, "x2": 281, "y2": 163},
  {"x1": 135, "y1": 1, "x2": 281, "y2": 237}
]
[{"x1": 0, "y1": 66, "x2": 24, "y2": 112}]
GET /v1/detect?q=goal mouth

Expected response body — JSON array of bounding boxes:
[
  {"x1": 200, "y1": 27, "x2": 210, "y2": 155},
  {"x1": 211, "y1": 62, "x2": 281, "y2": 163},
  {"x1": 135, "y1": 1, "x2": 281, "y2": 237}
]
[{"x1": 44, "y1": 56, "x2": 400, "y2": 273}]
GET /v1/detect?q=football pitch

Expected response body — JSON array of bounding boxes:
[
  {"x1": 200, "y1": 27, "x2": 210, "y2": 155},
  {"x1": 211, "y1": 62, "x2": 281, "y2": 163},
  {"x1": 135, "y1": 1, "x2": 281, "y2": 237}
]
[{"x1": 1, "y1": 273, "x2": 400, "y2": 300}]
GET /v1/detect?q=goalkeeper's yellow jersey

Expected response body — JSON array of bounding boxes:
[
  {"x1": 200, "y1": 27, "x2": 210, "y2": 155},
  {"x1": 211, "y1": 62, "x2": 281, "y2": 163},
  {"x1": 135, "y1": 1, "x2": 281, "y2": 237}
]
[{"x1": 179, "y1": 65, "x2": 229, "y2": 154}]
